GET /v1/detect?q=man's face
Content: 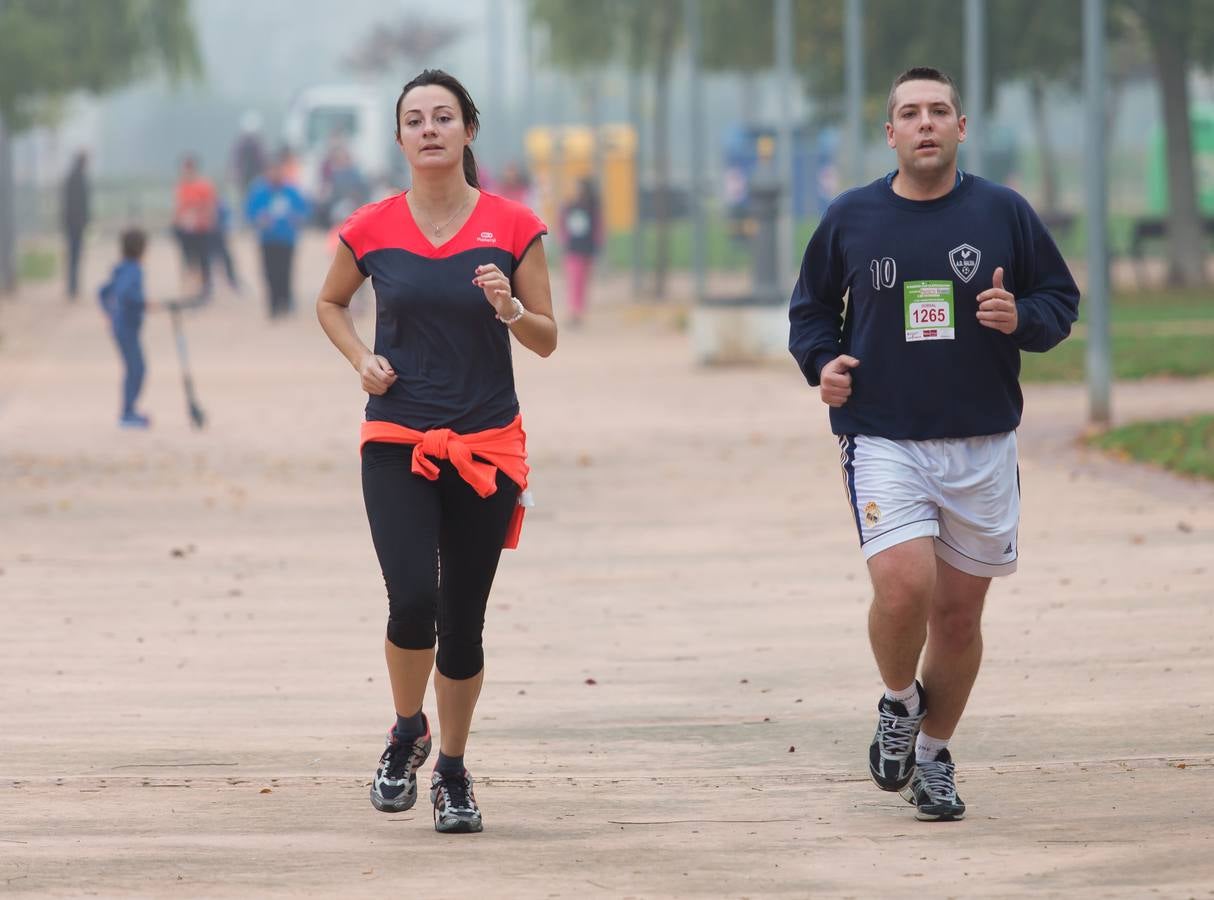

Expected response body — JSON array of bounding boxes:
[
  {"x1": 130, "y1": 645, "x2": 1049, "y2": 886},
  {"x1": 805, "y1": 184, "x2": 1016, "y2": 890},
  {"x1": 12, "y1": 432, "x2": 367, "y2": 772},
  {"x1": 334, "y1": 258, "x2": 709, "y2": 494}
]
[{"x1": 885, "y1": 80, "x2": 966, "y2": 178}]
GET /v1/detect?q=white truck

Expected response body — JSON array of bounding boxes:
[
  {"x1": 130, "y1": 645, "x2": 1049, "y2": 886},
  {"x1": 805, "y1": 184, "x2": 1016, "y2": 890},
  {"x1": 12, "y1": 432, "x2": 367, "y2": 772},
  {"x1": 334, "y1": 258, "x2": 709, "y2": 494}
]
[{"x1": 282, "y1": 83, "x2": 399, "y2": 200}]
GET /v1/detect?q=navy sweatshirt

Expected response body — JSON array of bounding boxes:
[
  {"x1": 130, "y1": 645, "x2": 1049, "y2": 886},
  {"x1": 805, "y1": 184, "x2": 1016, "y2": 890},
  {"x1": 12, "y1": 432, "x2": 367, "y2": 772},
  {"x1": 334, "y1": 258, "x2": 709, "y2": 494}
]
[{"x1": 788, "y1": 173, "x2": 1080, "y2": 440}]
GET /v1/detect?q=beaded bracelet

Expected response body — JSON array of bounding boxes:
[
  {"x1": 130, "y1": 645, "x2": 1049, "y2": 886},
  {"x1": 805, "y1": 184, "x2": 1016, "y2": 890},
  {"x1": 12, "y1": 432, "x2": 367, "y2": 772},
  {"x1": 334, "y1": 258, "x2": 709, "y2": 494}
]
[{"x1": 497, "y1": 296, "x2": 526, "y2": 325}]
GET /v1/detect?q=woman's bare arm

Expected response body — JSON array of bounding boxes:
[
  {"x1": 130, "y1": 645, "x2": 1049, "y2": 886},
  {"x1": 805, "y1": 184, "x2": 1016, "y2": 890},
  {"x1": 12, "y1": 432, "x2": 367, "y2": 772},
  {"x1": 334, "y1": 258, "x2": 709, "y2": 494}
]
[
  {"x1": 316, "y1": 244, "x2": 396, "y2": 395},
  {"x1": 472, "y1": 240, "x2": 558, "y2": 358}
]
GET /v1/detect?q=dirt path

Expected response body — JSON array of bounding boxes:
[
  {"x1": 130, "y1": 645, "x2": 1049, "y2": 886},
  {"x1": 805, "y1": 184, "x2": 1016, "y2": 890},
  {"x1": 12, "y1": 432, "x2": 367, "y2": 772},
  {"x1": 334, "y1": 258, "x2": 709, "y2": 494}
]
[{"x1": 1, "y1": 233, "x2": 1211, "y2": 898}]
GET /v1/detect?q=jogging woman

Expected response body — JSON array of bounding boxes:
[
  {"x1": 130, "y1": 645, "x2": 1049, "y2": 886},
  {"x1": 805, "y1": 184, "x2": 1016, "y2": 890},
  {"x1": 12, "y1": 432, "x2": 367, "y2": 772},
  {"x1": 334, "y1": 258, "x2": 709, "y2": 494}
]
[{"x1": 317, "y1": 69, "x2": 557, "y2": 834}]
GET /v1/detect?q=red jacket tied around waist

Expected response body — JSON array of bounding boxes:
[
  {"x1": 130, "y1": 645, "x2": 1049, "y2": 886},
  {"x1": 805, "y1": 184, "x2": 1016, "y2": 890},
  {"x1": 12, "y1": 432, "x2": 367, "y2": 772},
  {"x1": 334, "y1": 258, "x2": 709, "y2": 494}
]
[{"x1": 359, "y1": 415, "x2": 529, "y2": 549}]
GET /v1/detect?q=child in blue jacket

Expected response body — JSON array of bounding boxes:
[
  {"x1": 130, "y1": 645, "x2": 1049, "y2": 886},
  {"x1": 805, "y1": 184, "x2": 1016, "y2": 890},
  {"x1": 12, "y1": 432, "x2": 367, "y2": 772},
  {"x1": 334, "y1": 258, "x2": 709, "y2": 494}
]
[
  {"x1": 98, "y1": 229, "x2": 155, "y2": 428},
  {"x1": 245, "y1": 153, "x2": 309, "y2": 319}
]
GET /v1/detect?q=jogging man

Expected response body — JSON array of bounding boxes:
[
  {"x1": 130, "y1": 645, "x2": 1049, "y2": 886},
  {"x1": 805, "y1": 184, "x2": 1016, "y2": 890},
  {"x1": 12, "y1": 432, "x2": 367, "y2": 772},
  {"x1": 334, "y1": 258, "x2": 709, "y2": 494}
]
[{"x1": 788, "y1": 67, "x2": 1080, "y2": 821}]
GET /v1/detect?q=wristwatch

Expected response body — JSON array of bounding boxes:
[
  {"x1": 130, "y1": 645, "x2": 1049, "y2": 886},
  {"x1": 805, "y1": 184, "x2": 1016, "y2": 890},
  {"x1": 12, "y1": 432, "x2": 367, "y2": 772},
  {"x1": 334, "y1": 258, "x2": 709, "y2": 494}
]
[{"x1": 497, "y1": 296, "x2": 526, "y2": 325}]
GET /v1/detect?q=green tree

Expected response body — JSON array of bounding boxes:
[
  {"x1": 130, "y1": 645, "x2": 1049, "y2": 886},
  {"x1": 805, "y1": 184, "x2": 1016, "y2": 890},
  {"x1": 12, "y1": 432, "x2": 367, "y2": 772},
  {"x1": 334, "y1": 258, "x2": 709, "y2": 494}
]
[
  {"x1": 701, "y1": 0, "x2": 772, "y2": 71},
  {"x1": 640, "y1": 1, "x2": 681, "y2": 298},
  {"x1": 526, "y1": 0, "x2": 630, "y2": 207},
  {"x1": 986, "y1": 1, "x2": 1082, "y2": 216},
  {"x1": 792, "y1": 0, "x2": 1210, "y2": 284},
  {"x1": 793, "y1": 0, "x2": 964, "y2": 126},
  {"x1": 1117, "y1": 0, "x2": 1214, "y2": 287},
  {"x1": 990, "y1": 2, "x2": 1147, "y2": 217},
  {"x1": 699, "y1": 0, "x2": 779, "y2": 136},
  {"x1": 528, "y1": 0, "x2": 684, "y2": 298},
  {"x1": 343, "y1": 14, "x2": 462, "y2": 74},
  {"x1": 0, "y1": 0, "x2": 201, "y2": 293},
  {"x1": 528, "y1": 0, "x2": 629, "y2": 71}
]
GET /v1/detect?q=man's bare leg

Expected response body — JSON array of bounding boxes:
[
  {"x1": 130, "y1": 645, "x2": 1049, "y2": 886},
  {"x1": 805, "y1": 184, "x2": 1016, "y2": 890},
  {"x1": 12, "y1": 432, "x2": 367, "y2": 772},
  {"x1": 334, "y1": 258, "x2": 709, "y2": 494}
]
[
  {"x1": 865, "y1": 536, "x2": 937, "y2": 791},
  {"x1": 920, "y1": 560, "x2": 990, "y2": 741},
  {"x1": 900, "y1": 557, "x2": 989, "y2": 822},
  {"x1": 867, "y1": 536, "x2": 937, "y2": 688}
]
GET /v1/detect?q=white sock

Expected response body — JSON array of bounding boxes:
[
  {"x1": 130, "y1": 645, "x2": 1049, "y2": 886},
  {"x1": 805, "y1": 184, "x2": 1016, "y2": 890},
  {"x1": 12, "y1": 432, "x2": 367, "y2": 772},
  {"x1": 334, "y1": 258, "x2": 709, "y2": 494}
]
[
  {"x1": 884, "y1": 682, "x2": 920, "y2": 718},
  {"x1": 916, "y1": 731, "x2": 949, "y2": 762}
]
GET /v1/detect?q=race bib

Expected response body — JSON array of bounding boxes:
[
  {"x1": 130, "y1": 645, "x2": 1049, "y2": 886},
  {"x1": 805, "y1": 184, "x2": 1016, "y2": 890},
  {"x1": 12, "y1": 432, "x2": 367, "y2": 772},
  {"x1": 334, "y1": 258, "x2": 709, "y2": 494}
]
[
  {"x1": 566, "y1": 208, "x2": 591, "y2": 238},
  {"x1": 904, "y1": 281, "x2": 955, "y2": 341}
]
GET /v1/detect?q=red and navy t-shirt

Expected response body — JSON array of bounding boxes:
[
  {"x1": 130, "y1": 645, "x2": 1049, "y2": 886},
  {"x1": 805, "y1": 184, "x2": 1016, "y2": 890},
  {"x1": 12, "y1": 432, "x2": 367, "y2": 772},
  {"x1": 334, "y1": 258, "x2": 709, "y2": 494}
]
[{"x1": 339, "y1": 190, "x2": 547, "y2": 433}]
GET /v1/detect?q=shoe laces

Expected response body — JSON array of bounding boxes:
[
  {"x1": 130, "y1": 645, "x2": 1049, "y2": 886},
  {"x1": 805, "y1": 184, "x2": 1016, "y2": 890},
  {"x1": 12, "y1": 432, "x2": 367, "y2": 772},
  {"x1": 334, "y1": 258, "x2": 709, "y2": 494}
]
[
  {"x1": 383, "y1": 736, "x2": 426, "y2": 781},
  {"x1": 916, "y1": 758, "x2": 958, "y2": 800},
  {"x1": 437, "y1": 772, "x2": 475, "y2": 812},
  {"x1": 877, "y1": 705, "x2": 922, "y2": 757}
]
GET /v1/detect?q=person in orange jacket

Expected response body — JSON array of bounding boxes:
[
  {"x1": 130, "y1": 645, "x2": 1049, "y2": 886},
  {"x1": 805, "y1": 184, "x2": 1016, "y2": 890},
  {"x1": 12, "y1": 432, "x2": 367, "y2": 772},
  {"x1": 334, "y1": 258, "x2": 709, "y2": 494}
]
[
  {"x1": 172, "y1": 155, "x2": 218, "y2": 298},
  {"x1": 316, "y1": 69, "x2": 557, "y2": 835}
]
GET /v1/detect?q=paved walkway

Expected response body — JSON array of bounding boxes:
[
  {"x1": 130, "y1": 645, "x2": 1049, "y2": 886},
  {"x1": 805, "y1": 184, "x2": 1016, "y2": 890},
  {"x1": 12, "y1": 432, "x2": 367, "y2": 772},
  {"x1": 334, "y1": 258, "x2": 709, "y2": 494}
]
[{"x1": 1, "y1": 232, "x2": 1212, "y2": 897}]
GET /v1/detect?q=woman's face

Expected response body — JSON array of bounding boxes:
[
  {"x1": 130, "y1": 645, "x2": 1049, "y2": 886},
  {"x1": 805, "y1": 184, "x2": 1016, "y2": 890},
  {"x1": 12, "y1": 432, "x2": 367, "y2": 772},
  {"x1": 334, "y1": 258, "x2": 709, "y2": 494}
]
[{"x1": 396, "y1": 85, "x2": 472, "y2": 174}]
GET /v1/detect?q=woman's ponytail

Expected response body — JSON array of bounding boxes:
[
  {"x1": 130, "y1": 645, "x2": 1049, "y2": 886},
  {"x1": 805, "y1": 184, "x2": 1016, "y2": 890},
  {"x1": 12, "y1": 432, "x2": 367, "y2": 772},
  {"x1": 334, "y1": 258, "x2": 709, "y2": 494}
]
[{"x1": 462, "y1": 145, "x2": 480, "y2": 188}]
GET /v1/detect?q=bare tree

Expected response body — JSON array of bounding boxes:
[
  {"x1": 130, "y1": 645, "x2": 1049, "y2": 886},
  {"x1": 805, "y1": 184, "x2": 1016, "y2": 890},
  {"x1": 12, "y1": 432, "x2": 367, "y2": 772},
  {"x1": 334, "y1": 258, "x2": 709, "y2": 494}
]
[{"x1": 343, "y1": 15, "x2": 463, "y2": 74}]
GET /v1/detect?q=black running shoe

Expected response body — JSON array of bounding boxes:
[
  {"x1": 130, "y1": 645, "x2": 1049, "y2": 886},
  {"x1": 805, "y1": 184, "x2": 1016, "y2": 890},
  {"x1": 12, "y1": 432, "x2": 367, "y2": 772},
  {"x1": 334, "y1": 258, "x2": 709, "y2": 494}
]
[
  {"x1": 901, "y1": 748, "x2": 966, "y2": 821},
  {"x1": 430, "y1": 769, "x2": 483, "y2": 834},
  {"x1": 369, "y1": 715, "x2": 432, "y2": 813},
  {"x1": 868, "y1": 681, "x2": 927, "y2": 791}
]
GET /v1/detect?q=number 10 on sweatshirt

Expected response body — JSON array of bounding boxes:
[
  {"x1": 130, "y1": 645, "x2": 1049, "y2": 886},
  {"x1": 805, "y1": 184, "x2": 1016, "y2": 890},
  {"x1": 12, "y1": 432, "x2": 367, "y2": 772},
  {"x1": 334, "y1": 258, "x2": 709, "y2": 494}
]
[{"x1": 903, "y1": 280, "x2": 955, "y2": 341}]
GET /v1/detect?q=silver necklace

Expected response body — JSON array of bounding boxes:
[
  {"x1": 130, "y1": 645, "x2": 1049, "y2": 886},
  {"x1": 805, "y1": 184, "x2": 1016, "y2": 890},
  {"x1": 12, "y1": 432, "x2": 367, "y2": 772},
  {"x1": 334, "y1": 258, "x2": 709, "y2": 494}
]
[{"x1": 413, "y1": 190, "x2": 473, "y2": 236}]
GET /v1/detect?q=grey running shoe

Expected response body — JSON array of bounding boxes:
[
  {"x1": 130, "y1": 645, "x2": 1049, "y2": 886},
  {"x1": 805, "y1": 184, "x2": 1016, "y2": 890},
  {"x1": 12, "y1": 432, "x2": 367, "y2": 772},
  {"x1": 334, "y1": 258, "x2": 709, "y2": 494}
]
[
  {"x1": 868, "y1": 681, "x2": 927, "y2": 791},
  {"x1": 430, "y1": 769, "x2": 483, "y2": 834},
  {"x1": 901, "y1": 748, "x2": 966, "y2": 821},
  {"x1": 369, "y1": 716, "x2": 432, "y2": 813}
]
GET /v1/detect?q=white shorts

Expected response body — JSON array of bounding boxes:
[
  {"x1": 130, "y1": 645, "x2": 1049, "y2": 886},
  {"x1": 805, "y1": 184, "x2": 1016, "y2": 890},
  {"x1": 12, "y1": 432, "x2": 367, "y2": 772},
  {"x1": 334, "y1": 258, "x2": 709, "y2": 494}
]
[{"x1": 838, "y1": 432, "x2": 1019, "y2": 578}]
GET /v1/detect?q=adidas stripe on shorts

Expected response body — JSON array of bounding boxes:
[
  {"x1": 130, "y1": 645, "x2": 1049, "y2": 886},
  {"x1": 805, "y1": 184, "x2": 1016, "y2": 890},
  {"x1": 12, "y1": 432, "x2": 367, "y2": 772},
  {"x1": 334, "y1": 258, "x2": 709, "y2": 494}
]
[{"x1": 838, "y1": 431, "x2": 1019, "y2": 577}]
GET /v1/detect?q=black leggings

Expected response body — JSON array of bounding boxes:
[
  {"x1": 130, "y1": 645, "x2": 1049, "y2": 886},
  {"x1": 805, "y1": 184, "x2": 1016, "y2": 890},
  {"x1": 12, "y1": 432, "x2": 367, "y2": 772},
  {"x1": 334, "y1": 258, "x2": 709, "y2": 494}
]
[{"x1": 361, "y1": 441, "x2": 519, "y2": 680}]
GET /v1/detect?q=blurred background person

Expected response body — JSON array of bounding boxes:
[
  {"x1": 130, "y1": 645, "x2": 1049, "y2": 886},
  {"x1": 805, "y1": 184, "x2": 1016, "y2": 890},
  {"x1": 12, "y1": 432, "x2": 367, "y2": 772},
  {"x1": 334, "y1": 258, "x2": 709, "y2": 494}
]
[
  {"x1": 230, "y1": 110, "x2": 268, "y2": 208},
  {"x1": 210, "y1": 195, "x2": 241, "y2": 293},
  {"x1": 96, "y1": 228, "x2": 155, "y2": 429},
  {"x1": 246, "y1": 150, "x2": 310, "y2": 319},
  {"x1": 317, "y1": 130, "x2": 347, "y2": 223},
  {"x1": 61, "y1": 150, "x2": 91, "y2": 301},
  {"x1": 495, "y1": 160, "x2": 533, "y2": 207},
  {"x1": 318, "y1": 142, "x2": 370, "y2": 229},
  {"x1": 278, "y1": 146, "x2": 302, "y2": 187},
  {"x1": 172, "y1": 155, "x2": 218, "y2": 299},
  {"x1": 559, "y1": 176, "x2": 601, "y2": 327}
]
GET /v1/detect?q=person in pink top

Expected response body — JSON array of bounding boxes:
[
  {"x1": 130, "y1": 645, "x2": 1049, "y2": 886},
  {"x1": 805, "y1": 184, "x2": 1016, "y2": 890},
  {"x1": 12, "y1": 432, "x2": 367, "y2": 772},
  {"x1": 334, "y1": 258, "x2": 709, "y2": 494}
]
[{"x1": 558, "y1": 177, "x2": 602, "y2": 326}]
